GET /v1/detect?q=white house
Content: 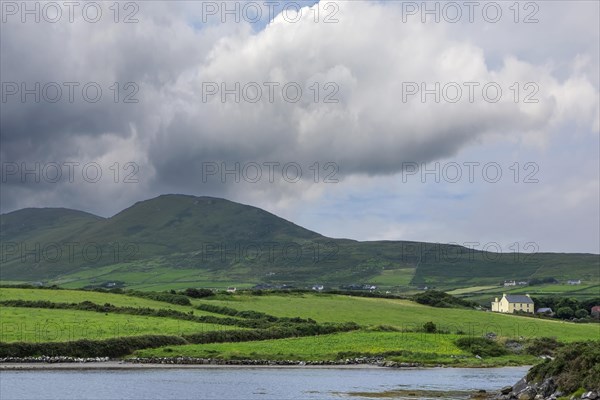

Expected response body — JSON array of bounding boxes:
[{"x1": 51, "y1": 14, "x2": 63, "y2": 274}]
[{"x1": 491, "y1": 294, "x2": 534, "y2": 314}]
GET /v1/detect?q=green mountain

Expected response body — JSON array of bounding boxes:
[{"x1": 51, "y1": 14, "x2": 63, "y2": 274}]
[
  {"x1": 1, "y1": 194, "x2": 598, "y2": 291},
  {"x1": 0, "y1": 208, "x2": 103, "y2": 243}
]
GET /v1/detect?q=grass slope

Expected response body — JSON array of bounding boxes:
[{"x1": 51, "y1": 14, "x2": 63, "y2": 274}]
[
  {"x1": 134, "y1": 331, "x2": 465, "y2": 360},
  {"x1": 0, "y1": 288, "x2": 237, "y2": 317},
  {"x1": 0, "y1": 307, "x2": 237, "y2": 343},
  {"x1": 133, "y1": 331, "x2": 541, "y2": 367},
  {"x1": 197, "y1": 293, "x2": 599, "y2": 341},
  {"x1": 0, "y1": 208, "x2": 103, "y2": 244}
]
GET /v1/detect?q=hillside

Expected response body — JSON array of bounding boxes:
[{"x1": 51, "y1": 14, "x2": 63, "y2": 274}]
[
  {"x1": 1, "y1": 194, "x2": 598, "y2": 291},
  {"x1": 1, "y1": 288, "x2": 598, "y2": 362},
  {"x1": 0, "y1": 208, "x2": 103, "y2": 243}
]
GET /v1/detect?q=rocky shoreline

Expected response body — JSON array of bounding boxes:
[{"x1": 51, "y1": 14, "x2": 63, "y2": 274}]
[
  {"x1": 493, "y1": 377, "x2": 598, "y2": 400},
  {"x1": 0, "y1": 355, "x2": 420, "y2": 367},
  {"x1": 125, "y1": 356, "x2": 424, "y2": 367}
]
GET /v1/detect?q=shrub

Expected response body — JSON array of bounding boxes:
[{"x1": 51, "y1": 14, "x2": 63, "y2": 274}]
[
  {"x1": 127, "y1": 291, "x2": 191, "y2": 306},
  {"x1": 556, "y1": 306, "x2": 574, "y2": 319},
  {"x1": 423, "y1": 321, "x2": 437, "y2": 333},
  {"x1": 369, "y1": 325, "x2": 399, "y2": 332},
  {"x1": 196, "y1": 304, "x2": 241, "y2": 317},
  {"x1": 524, "y1": 337, "x2": 562, "y2": 356},
  {"x1": 195, "y1": 304, "x2": 313, "y2": 324},
  {"x1": 183, "y1": 288, "x2": 214, "y2": 299},
  {"x1": 527, "y1": 341, "x2": 600, "y2": 392},
  {"x1": 454, "y1": 337, "x2": 508, "y2": 357},
  {"x1": 413, "y1": 290, "x2": 476, "y2": 308},
  {"x1": 0, "y1": 335, "x2": 187, "y2": 358},
  {"x1": 182, "y1": 322, "x2": 359, "y2": 346}
]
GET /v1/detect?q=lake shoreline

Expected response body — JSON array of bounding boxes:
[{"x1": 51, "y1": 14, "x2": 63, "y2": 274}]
[
  {"x1": 0, "y1": 360, "x2": 534, "y2": 371},
  {"x1": 0, "y1": 361, "x2": 395, "y2": 370}
]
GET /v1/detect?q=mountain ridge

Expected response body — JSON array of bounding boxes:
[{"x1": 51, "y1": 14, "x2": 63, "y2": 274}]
[{"x1": 1, "y1": 194, "x2": 598, "y2": 290}]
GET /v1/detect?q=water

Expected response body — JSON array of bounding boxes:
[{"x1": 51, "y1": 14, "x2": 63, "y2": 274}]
[{"x1": 0, "y1": 366, "x2": 528, "y2": 400}]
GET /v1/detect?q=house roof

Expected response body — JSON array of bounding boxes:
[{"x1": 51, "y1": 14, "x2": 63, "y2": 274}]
[
  {"x1": 505, "y1": 294, "x2": 534, "y2": 304},
  {"x1": 591, "y1": 305, "x2": 600, "y2": 311},
  {"x1": 536, "y1": 308, "x2": 553, "y2": 313}
]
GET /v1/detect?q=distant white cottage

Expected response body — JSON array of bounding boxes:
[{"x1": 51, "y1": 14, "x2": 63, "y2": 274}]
[
  {"x1": 567, "y1": 279, "x2": 581, "y2": 285},
  {"x1": 491, "y1": 294, "x2": 534, "y2": 314}
]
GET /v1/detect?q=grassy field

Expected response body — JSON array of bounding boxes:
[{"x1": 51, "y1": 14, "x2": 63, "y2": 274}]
[
  {"x1": 132, "y1": 330, "x2": 541, "y2": 367},
  {"x1": 455, "y1": 283, "x2": 600, "y2": 303},
  {"x1": 0, "y1": 288, "x2": 230, "y2": 316},
  {"x1": 134, "y1": 331, "x2": 466, "y2": 360},
  {"x1": 42, "y1": 261, "x2": 255, "y2": 291},
  {"x1": 366, "y1": 268, "x2": 416, "y2": 286},
  {"x1": 1, "y1": 287, "x2": 597, "y2": 365},
  {"x1": 505, "y1": 284, "x2": 600, "y2": 295},
  {"x1": 447, "y1": 286, "x2": 501, "y2": 295},
  {"x1": 196, "y1": 293, "x2": 599, "y2": 341},
  {"x1": 0, "y1": 306, "x2": 238, "y2": 343}
]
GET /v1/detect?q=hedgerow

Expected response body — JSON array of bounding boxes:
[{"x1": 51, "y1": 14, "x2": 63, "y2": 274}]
[
  {"x1": 0, "y1": 300, "x2": 271, "y2": 329},
  {"x1": 0, "y1": 323, "x2": 360, "y2": 358},
  {"x1": 0, "y1": 335, "x2": 187, "y2": 358}
]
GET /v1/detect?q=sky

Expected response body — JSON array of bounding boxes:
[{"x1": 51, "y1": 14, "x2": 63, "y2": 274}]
[{"x1": 1, "y1": 0, "x2": 599, "y2": 254}]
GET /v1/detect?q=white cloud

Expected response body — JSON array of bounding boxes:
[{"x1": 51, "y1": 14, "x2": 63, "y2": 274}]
[{"x1": 1, "y1": 1, "x2": 598, "y2": 252}]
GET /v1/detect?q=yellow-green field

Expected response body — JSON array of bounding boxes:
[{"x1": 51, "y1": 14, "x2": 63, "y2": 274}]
[
  {"x1": 132, "y1": 331, "x2": 541, "y2": 366},
  {"x1": 0, "y1": 307, "x2": 238, "y2": 343},
  {"x1": 134, "y1": 331, "x2": 466, "y2": 359}
]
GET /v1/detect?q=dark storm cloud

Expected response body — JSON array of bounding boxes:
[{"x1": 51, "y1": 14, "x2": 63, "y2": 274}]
[{"x1": 0, "y1": 1, "x2": 598, "y2": 224}]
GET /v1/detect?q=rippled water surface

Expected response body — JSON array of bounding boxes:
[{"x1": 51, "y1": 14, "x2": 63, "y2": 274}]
[{"x1": 0, "y1": 366, "x2": 529, "y2": 399}]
